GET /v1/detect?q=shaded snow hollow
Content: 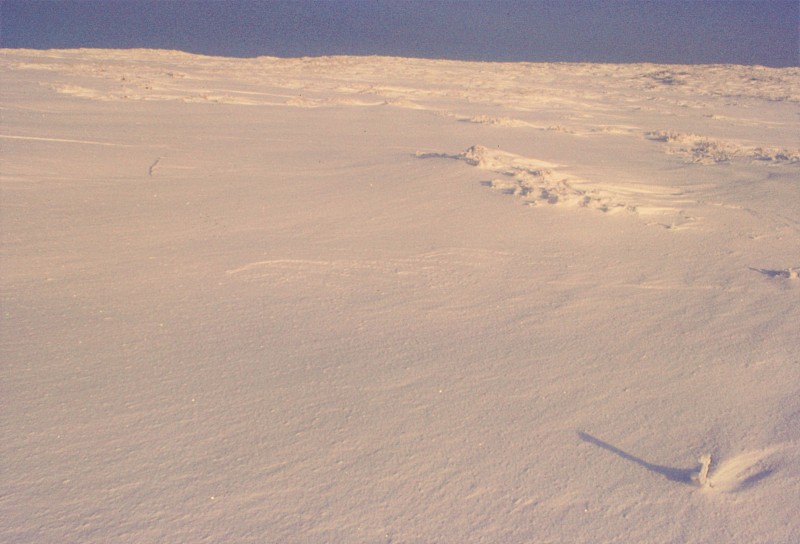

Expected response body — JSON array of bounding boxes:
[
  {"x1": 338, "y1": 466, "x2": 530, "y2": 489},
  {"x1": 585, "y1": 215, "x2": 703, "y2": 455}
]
[{"x1": 2, "y1": 49, "x2": 799, "y2": 543}]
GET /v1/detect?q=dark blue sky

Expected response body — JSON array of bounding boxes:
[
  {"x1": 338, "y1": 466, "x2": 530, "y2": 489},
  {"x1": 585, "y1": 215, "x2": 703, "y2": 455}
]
[{"x1": 1, "y1": 0, "x2": 798, "y2": 67}]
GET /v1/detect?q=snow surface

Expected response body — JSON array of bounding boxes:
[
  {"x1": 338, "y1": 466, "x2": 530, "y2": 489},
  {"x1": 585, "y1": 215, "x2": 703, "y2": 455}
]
[{"x1": 1, "y1": 49, "x2": 799, "y2": 543}]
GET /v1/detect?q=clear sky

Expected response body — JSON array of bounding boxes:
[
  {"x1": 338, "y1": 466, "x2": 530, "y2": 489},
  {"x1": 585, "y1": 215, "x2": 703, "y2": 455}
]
[{"x1": 1, "y1": 0, "x2": 798, "y2": 67}]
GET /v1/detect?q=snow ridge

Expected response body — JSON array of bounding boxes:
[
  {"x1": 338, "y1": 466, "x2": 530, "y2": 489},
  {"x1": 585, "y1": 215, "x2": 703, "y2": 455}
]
[
  {"x1": 461, "y1": 144, "x2": 629, "y2": 212},
  {"x1": 419, "y1": 145, "x2": 702, "y2": 227},
  {"x1": 646, "y1": 131, "x2": 800, "y2": 165}
]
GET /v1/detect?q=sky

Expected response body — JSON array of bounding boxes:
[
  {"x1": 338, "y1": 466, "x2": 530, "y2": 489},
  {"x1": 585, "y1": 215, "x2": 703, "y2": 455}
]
[{"x1": 1, "y1": 0, "x2": 798, "y2": 67}]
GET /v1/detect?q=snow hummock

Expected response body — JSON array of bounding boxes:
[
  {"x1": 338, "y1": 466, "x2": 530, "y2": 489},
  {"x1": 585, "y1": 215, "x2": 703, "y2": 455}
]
[{"x1": 2, "y1": 49, "x2": 799, "y2": 543}]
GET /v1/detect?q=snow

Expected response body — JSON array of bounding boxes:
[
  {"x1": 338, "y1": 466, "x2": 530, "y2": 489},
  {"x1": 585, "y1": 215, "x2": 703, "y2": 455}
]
[{"x1": 1, "y1": 48, "x2": 799, "y2": 543}]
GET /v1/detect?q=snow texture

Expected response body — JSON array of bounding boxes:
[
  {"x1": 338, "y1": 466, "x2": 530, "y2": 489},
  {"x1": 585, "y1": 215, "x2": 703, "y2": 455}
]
[{"x1": 2, "y1": 49, "x2": 799, "y2": 543}]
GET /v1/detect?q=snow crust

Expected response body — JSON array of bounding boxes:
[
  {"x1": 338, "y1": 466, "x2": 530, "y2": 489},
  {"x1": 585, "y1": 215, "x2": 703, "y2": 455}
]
[{"x1": 2, "y1": 48, "x2": 799, "y2": 543}]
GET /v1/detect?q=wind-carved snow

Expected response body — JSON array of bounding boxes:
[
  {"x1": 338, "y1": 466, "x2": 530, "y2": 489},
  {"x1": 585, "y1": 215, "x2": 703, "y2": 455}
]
[
  {"x1": 419, "y1": 145, "x2": 699, "y2": 227},
  {"x1": 460, "y1": 145, "x2": 630, "y2": 211},
  {"x1": 460, "y1": 144, "x2": 631, "y2": 211}
]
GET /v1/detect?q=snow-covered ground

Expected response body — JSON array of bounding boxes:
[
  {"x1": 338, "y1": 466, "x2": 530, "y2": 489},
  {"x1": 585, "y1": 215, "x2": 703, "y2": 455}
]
[{"x1": 1, "y1": 49, "x2": 798, "y2": 543}]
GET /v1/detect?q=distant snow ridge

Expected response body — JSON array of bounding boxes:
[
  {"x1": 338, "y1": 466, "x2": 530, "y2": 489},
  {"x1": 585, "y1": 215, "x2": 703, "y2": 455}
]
[
  {"x1": 646, "y1": 131, "x2": 800, "y2": 165},
  {"x1": 465, "y1": 115, "x2": 531, "y2": 127},
  {"x1": 639, "y1": 66, "x2": 800, "y2": 102}
]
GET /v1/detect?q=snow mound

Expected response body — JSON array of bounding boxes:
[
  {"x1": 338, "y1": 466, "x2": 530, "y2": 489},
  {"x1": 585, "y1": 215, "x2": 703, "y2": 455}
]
[{"x1": 702, "y1": 446, "x2": 785, "y2": 493}]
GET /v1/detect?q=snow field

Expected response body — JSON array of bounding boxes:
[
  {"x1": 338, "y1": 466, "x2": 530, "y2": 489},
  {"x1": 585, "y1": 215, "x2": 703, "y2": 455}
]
[{"x1": 1, "y1": 49, "x2": 799, "y2": 543}]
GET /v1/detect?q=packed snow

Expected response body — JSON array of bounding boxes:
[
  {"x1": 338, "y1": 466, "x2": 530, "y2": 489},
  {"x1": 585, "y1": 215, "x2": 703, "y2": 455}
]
[{"x1": 1, "y1": 49, "x2": 799, "y2": 543}]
